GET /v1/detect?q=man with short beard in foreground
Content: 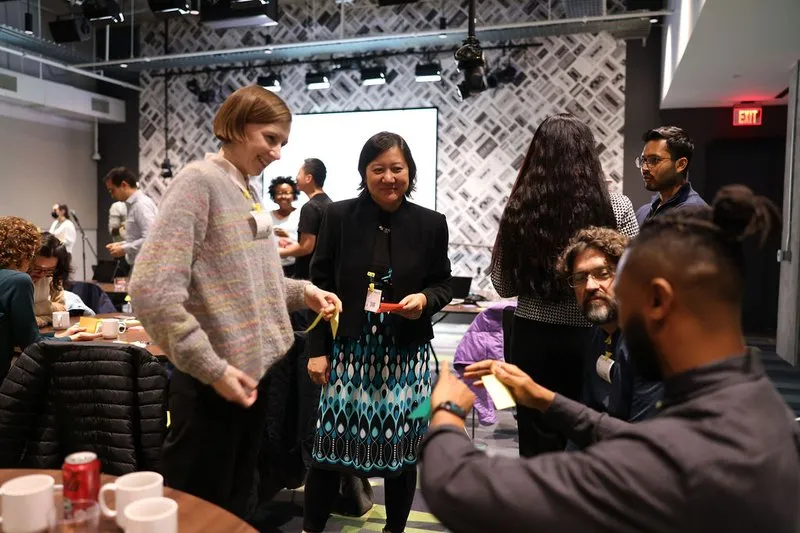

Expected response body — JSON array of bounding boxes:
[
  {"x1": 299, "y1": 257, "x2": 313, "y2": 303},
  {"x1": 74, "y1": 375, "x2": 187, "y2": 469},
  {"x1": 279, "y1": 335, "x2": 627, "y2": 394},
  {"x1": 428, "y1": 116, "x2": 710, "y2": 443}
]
[{"x1": 556, "y1": 227, "x2": 662, "y2": 429}]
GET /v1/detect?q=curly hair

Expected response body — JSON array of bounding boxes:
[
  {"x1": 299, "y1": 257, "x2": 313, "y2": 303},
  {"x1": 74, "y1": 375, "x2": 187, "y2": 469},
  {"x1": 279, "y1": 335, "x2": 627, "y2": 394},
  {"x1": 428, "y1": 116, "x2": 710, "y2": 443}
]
[
  {"x1": 37, "y1": 232, "x2": 72, "y2": 291},
  {"x1": 0, "y1": 216, "x2": 40, "y2": 270},
  {"x1": 268, "y1": 176, "x2": 299, "y2": 201},
  {"x1": 492, "y1": 114, "x2": 617, "y2": 301},
  {"x1": 556, "y1": 226, "x2": 629, "y2": 278}
]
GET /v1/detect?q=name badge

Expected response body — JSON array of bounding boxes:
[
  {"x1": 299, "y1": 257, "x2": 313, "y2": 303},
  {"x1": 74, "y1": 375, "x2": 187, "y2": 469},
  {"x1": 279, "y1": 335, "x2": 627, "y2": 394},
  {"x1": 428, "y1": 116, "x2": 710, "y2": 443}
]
[
  {"x1": 250, "y1": 209, "x2": 272, "y2": 240},
  {"x1": 364, "y1": 288, "x2": 382, "y2": 312},
  {"x1": 596, "y1": 355, "x2": 615, "y2": 384}
]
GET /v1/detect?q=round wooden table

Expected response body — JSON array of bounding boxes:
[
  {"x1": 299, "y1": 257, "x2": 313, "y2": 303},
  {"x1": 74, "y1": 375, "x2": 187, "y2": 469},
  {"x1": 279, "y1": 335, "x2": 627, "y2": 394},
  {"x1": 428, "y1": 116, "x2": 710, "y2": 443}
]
[{"x1": 0, "y1": 469, "x2": 257, "y2": 532}]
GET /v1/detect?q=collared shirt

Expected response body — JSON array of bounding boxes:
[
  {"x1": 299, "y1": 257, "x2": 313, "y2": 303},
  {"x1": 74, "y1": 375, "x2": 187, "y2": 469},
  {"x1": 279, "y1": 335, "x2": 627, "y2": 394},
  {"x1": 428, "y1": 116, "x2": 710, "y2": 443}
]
[
  {"x1": 420, "y1": 351, "x2": 800, "y2": 533},
  {"x1": 123, "y1": 189, "x2": 158, "y2": 265},
  {"x1": 582, "y1": 328, "x2": 663, "y2": 423},
  {"x1": 636, "y1": 181, "x2": 708, "y2": 226}
]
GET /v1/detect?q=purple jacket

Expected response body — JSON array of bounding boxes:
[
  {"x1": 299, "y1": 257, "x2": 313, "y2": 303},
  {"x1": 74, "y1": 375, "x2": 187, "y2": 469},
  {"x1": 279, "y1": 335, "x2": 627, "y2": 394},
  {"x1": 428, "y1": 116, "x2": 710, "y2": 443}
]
[{"x1": 453, "y1": 301, "x2": 517, "y2": 425}]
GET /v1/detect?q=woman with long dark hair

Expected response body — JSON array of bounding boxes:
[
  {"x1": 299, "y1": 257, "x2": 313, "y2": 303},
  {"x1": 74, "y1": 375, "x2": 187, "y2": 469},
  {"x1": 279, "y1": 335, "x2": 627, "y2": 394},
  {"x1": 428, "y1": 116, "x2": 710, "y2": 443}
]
[
  {"x1": 491, "y1": 113, "x2": 638, "y2": 457},
  {"x1": 29, "y1": 232, "x2": 72, "y2": 327}
]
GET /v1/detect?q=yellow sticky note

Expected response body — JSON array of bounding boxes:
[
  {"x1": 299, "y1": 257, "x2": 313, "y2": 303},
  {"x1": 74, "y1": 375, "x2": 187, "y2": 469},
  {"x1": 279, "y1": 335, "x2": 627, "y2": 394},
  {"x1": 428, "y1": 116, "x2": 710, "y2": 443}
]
[
  {"x1": 331, "y1": 312, "x2": 339, "y2": 338},
  {"x1": 78, "y1": 317, "x2": 101, "y2": 333},
  {"x1": 482, "y1": 374, "x2": 516, "y2": 410}
]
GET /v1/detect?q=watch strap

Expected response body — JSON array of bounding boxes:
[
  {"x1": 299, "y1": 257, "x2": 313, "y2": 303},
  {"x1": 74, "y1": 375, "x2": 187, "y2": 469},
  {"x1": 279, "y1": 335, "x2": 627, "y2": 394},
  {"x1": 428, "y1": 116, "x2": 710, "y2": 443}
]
[{"x1": 433, "y1": 401, "x2": 468, "y2": 419}]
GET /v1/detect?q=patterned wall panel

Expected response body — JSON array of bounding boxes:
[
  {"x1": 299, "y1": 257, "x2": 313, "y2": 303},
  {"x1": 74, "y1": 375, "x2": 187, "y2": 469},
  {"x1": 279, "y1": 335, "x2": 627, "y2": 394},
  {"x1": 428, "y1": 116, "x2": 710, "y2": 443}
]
[{"x1": 138, "y1": 0, "x2": 627, "y2": 292}]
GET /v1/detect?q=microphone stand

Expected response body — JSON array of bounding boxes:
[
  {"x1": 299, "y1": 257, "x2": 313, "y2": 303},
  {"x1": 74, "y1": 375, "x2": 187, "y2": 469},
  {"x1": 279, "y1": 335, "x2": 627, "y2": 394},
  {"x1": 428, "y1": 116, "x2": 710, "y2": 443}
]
[{"x1": 71, "y1": 213, "x2": 97, "y2": 281}]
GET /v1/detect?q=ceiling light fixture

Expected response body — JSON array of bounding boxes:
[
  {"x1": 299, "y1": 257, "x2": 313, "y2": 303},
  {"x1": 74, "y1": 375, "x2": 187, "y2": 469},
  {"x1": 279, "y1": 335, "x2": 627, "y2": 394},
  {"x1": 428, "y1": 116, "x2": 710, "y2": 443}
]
[
  {"x1": 306, "y1": 71, "x2": 331, "y2": 90},
  {"x1": 83, "y1": 0, "x2": 125, "y2": 24},
  {"x1": 120, "y1": 63, "x2": 128, "y2": 68},
  {"x1": 360, "y1": 66, "x2": 387, "y2": 86},
  {"x1": 258, "y1": 74, "x2": 281, "y2": 92},
  {"x1": 147, "y1": 0, "x2": 192, "y2": 17},
  {"x1": 415, "y1": 62, "x2": 442, "y2": 83},
  {"x1": 24, "y1": 12, "x2": 33, "y2": 34}
]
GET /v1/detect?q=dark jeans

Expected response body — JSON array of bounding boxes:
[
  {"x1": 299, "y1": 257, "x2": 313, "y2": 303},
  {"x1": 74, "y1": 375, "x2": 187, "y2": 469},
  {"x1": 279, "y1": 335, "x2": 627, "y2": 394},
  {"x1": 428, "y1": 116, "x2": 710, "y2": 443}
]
[
  {"x1": 511, "y1": 316, "x2": 593, "y2": 458},
  {"x1": 161, "y1": 369, "x2": 270, "y2": 519},
  {"x1": 303, "y1": 467, "x2": 417, "y2": 533}
]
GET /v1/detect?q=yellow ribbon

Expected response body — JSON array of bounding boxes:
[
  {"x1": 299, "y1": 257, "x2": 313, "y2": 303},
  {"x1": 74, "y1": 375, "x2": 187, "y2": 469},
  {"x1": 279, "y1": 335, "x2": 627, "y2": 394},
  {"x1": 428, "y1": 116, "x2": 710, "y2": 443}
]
[{"x1": 305, "y1": 310, "x2": 339, "y2": 338}]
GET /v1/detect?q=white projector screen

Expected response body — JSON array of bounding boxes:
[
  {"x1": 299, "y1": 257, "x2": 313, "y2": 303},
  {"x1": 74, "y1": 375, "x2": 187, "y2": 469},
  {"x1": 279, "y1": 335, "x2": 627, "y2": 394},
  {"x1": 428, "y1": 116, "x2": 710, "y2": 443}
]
[{"x1": 258, "y1": 107, "x2": 438, "y2": 211}]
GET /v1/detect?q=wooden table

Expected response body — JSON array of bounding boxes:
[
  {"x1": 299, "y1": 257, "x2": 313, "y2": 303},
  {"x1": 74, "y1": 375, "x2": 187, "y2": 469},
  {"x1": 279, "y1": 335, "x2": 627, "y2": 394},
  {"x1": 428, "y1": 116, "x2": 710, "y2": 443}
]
[
  {"x1": 0, "y1": 469, "x2": 257, "y2": 532},
  {"x1": 91, "y1": 281, "x2": 128, "y2": 296},
  {"x1": 42, "y1": 313, "x2": 166, "y2": 358}
]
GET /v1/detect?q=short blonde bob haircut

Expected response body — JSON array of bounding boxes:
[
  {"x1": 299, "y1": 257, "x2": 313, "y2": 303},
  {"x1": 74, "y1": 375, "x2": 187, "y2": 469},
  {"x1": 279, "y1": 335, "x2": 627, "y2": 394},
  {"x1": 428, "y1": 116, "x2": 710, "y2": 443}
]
[{"x1": 213, "y1": 85, "x2": 292, "y2": 144}]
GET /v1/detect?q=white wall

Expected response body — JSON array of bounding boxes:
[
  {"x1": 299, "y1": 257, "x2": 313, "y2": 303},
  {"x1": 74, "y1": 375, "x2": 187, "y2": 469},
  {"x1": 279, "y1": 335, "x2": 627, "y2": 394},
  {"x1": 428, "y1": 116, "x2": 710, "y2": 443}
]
[
  {"x1": 0, "y1": 103, "x2": 98, "y2": 281},
  {"x1": 661, "y1": 0, "x2": 708, "y2": 102}
]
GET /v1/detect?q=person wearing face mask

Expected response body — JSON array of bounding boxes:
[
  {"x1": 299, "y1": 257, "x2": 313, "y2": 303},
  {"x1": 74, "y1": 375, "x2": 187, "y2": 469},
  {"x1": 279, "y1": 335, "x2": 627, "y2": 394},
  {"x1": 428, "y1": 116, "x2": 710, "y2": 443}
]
[
  {"x1": 555, "y1": 227, "x2": 662, "y2": 425},
  {"x1": 128, "y1": 85, "x2": 342, "y2": 519},
  {"x1": 0, "y1": 218, "x2": 101, "y2": 382},
  {"x1": 48, "y1": 204, "x2": 77, "y2": 254},
  {"x1": 303, "y1": 132, "x2": 452, "y2": 533},
  {"x1": 29, "y1": 232, "x2": 71, "y2": 328},
  {"x1": 268, "y1": 176, "x2": 301, "y2": 277},
  {"x1": 635, "y1": 126, "x2": 707, "y2": 226},
  {"x1": 418, "y1": 185, "x2": 799, "y2": 533}
]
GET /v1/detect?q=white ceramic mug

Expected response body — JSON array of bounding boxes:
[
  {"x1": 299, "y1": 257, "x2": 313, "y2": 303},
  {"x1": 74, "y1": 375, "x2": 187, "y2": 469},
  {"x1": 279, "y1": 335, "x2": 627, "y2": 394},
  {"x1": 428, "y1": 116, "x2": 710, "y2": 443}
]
[
  {"x1": 100, "y1": 318, "x2": 128, "y2": 340},
  {"x1": 0, "y1": 474, "x2": 61, "y2": 533},
  {"x1": 98, "y1": 471, "x2": 163, "y2": 529},
  {"x1": 122, "y1": 497, "x2": 177, "y2": 533},
  {"x1": 52, "y1": 311, "x2": 70, "y2": 330}
]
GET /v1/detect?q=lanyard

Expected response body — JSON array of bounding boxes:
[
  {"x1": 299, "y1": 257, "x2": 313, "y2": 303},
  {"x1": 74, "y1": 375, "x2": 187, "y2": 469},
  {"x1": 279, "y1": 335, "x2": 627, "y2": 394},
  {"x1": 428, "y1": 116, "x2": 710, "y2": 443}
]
[{"x1": 226, "y1": 174, "x2": 262, "y2": 212}]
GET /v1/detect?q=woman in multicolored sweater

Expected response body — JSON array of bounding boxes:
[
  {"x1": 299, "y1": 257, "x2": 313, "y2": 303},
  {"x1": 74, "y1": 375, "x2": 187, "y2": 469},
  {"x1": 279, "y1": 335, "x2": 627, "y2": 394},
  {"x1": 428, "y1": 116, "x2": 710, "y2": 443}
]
[{"x1": 129, "y1": 85, "x2": 341, "y2": 518}]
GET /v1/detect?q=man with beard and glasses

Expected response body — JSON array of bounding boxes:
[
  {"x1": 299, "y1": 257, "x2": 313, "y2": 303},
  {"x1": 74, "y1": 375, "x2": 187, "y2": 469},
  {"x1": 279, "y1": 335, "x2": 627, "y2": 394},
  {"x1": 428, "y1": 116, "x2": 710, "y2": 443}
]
[
  {"x1": 556, "y1": 227, "x2": 662, "y2": 425},
  {"x1": 418, "y1": 185, "x2": 800, "y2": 533},
  {"x1": 635, "y1": 126, "x2": 707, "y2": 226}
]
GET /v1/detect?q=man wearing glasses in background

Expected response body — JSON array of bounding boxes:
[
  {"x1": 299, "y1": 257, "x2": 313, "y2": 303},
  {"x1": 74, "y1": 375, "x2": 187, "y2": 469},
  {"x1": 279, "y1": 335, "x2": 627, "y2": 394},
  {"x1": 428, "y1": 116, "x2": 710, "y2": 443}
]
[
  {"x1": 635, "y1": 126, "x2": 707, "y2": 226},
  {"x1": 556, "y1": 227, "x2": 662, "y2": 434}
]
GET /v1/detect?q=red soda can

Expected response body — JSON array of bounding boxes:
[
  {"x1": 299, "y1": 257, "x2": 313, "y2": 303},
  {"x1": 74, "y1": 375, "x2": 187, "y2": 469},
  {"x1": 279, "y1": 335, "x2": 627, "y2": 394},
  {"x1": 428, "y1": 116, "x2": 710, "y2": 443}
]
[{"x1": 62, "y1": 451, "x2": 101, "y2": 512}]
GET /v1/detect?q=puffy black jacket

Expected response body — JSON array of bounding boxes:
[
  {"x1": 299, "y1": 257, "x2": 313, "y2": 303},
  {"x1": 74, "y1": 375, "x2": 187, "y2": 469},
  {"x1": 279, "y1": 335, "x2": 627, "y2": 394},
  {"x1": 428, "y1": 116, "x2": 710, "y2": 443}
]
[{"x1": 0, "y1": 341, "x2": 168, "y2": 475}]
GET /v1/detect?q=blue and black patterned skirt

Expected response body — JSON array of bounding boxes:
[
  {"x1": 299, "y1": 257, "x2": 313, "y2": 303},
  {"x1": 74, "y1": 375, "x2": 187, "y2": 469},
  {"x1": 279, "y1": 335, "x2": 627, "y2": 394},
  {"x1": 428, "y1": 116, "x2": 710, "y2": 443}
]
[{"x1": 311, "y1": 312, "x2": 432, "y2": 477}]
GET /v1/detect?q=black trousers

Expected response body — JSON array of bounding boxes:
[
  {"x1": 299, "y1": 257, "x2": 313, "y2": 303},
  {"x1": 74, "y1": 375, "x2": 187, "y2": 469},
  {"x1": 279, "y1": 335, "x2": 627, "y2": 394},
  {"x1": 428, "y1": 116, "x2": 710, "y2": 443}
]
[
  {"x1": 161, "y1": 369, "x2": 270, "y2": 519},
  {"x1": 511, "y1": 316, "x2": 593, "y2": 458},
  {"x1": 303, "y1": 467, "x2": 417, "y2": 533}
]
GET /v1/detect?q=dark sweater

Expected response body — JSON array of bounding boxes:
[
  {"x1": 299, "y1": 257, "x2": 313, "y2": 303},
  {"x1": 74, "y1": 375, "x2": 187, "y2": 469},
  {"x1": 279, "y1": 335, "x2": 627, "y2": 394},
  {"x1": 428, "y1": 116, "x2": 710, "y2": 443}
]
[
  {"x1": 0, "y1": 270, "x2": 43, "y2": 381},
  {"x1": 421, "y1": 352, "x2": 800, "y2": 533}
]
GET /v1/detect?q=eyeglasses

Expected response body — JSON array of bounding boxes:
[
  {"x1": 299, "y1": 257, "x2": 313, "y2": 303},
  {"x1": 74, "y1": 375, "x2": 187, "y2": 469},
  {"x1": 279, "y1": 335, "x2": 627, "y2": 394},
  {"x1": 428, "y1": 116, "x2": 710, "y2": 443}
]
[
  {"x1": 568, "y1": 266, "x2": 615, "y2": 288},
  {"x1": 30, "y1": 266, "x2": 56, "y2": 276},
  {"x1": 634, "y1": 155, "x2": 671, "y2": 169}
]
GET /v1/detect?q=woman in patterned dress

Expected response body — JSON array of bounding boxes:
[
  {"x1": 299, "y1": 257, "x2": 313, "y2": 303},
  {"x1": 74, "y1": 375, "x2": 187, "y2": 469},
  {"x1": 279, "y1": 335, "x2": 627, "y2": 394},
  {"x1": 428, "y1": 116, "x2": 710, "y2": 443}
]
[{"x1": 303, "y1": 132, "x2": 452, "y2": 533}]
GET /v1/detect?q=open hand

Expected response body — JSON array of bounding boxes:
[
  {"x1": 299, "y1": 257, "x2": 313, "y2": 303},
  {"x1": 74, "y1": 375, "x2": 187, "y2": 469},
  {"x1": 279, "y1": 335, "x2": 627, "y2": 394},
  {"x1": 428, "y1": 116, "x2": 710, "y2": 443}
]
[
  {"x1": 464, "y1": 360, "x2": 554, "y2": 411},
  {"x1": 211, "y1": 364, "x2": 258, "y2": 407},
  {"x1": 395, "y1": 293, "x2": 427, "y2": 320}
]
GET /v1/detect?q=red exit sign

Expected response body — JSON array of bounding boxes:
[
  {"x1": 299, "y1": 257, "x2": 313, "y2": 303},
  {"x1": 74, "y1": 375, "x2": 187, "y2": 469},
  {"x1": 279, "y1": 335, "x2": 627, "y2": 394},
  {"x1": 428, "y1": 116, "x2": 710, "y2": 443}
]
[{"x1": 733, "y1": 106, "x2": 763, "y2": 126}]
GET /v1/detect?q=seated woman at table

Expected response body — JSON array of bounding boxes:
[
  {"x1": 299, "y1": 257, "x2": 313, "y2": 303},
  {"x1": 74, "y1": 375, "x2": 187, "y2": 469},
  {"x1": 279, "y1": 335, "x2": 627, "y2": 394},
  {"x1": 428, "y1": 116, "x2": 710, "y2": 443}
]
[
  {"x1": 30, "y1": 232, "x2": 71, "y2": 327},
  {"x1": 0, "y1": 217, "x2": 100, "y2": 381},
  {"x1": 303, "y1": 131, "x2": 452, "y2": 533}
]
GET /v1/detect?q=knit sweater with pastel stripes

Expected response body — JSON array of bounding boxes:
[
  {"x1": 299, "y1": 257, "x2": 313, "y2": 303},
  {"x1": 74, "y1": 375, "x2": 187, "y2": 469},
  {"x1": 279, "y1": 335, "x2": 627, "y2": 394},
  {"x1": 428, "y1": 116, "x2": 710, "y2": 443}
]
[{"x1": 129, "y1": 153, "x2": 309, "y2": 384}]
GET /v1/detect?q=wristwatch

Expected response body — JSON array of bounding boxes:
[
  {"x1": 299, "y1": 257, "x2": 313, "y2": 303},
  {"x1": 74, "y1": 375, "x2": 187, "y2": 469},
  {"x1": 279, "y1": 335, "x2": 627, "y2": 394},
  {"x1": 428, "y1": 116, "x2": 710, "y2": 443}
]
[{"x1": 433, "y1": 401, "x2": 468, "y2": 419}]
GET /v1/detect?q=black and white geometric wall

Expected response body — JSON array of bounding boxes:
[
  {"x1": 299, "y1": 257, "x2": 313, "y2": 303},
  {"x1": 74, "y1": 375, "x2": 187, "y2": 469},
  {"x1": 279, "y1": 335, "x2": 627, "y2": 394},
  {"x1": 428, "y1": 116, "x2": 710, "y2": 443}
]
[{"x1": 138, "y1": 0, "x2": 627, "y2": 291}]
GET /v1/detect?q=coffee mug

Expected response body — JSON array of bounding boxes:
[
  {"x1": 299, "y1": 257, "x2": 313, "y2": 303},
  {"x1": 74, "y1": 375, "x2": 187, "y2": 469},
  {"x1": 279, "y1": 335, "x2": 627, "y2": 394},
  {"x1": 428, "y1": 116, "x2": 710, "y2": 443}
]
[
  {"x1": 0, "y1": 474, "x2": 61, "y2": 533},
  {"x1": 52, "y1": 311, "x2": 70, "y2": 330},
  {"x1": 100, "y1": 318, "x2": 128, "y2": 340},
  {"x1": 122, "y1": 497, "x2": 177, "y2": 533},
  {"x1": 98, "y1": 471, "x2": 163, "y2": 529}
]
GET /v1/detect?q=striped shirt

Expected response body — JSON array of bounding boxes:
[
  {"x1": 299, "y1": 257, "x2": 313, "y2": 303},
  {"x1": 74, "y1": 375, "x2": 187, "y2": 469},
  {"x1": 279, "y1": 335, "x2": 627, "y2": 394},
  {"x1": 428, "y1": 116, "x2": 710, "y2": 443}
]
[
  {"x1": 491, "y1": 192, "x2": 639, "y2": 327},
  {"x1": 129, "y1": 152, "x2": 310, "y2": 384}
]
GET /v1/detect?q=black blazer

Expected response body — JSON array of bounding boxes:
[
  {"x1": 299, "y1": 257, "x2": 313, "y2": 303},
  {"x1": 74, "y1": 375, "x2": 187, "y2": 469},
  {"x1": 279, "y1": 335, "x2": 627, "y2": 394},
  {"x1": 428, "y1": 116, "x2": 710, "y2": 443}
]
[{"x1": 309, "y1": 194, "x2": 452, "y2": 356}]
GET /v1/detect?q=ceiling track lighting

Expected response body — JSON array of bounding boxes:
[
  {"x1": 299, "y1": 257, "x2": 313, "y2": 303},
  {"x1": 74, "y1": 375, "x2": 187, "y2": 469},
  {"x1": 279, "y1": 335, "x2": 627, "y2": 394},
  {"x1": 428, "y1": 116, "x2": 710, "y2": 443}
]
[
  {"x1": 360, "y1": 65, "x2": 387, "y2": 86},
  {"x1": 24, "y1": 11, "x2": 33, "y2": 35},
  {"x1": 306, "y1": 71, "x2": 330, "y2": 90},
  {"x1": 257, "y1": 73, "x2": 281, "y2": 92}
]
